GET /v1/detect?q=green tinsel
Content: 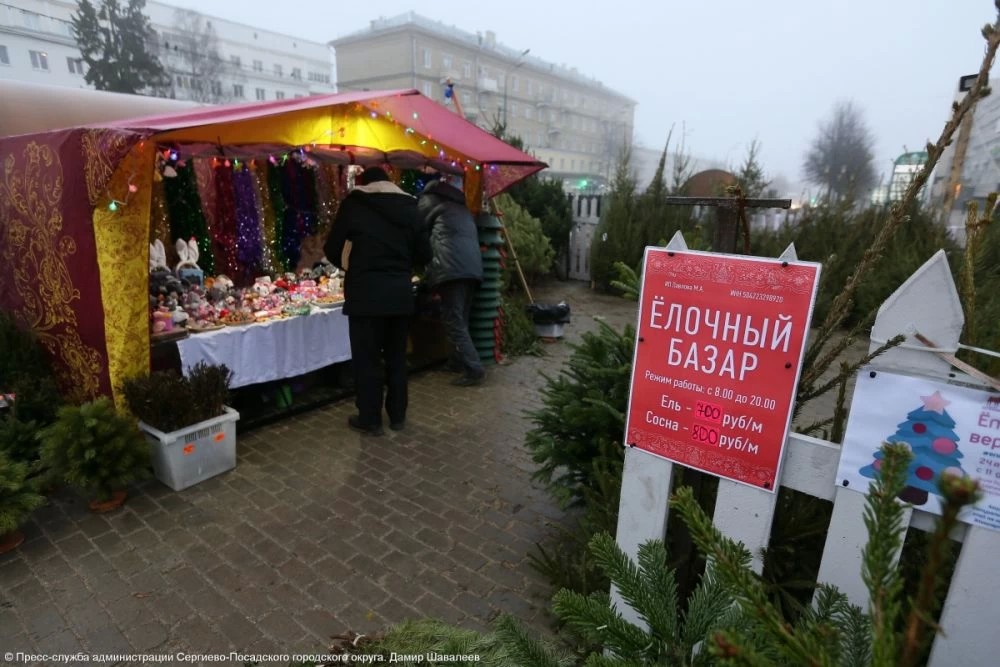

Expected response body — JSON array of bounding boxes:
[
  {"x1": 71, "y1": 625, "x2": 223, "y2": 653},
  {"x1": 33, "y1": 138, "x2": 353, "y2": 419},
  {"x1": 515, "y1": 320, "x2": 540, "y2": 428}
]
[
  {"x1": 266, "y1": 162, "x2": 289, "y2": 272},
  {"x1": 163, "y1": 162, "x2": 216, "y2": 275}
]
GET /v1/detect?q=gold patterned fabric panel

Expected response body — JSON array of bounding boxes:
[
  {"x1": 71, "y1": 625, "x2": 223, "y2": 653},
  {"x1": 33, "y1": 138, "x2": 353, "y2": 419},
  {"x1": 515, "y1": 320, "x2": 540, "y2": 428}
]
[
  {"x1": 0, "y1": 139, "x2": 106, "y2": 400},
  {"x1": 93, "y1": 142, "x2": 153, "y2": 405},
  {"x1": 82, "y1": 129, "x2": 136, "y2": 207}
]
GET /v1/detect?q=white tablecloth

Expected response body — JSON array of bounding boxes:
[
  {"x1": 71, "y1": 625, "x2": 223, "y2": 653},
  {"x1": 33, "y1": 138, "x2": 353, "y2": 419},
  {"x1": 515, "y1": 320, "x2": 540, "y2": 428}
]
[{"x1": 176, "y1": 306, "x2": 351, "y2": 388}]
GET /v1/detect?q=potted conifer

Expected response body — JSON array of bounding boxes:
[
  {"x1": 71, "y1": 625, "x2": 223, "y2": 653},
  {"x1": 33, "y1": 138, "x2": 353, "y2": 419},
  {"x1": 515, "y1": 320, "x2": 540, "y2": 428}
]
[
  {"x1": 122, "y1": 362, "x2": 239, "y2": 491},
  {"x1": 0, "y1": 452, "x2": 45, "y2": 554},
  {"x1": 37, "y1": 398, "x2": 150, "y2": 512}
]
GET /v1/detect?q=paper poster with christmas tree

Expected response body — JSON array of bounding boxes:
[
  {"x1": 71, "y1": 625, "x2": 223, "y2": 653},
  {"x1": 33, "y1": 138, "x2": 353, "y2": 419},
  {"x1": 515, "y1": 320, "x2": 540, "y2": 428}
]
[
  {"x1": 858, "y1": 390, "x2": 966, "y2": 505},
  {"x1": 837, "y1": 368, "x2": 1000, "y2": 532}
]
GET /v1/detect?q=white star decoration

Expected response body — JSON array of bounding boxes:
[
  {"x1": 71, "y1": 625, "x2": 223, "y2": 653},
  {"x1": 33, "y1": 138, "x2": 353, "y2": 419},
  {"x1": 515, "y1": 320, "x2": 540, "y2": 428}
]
[{"x1": 920, "y1": 390, "x2": 950, "y2": 414}]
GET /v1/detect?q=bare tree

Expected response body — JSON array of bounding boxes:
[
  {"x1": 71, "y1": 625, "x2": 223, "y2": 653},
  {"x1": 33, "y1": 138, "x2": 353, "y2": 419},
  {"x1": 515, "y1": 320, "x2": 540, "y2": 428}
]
[
  {"x1": 158, "y1": 8, "x2": 236, "y2": 103},
  {"x1": 803, "y1": 100, "x2": 877, "y2": 203}
]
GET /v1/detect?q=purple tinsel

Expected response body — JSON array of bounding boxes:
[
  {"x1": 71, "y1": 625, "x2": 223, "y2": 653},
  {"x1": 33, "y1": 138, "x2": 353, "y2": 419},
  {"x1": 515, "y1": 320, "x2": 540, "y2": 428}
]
[{"x1": 234, "y1": 166, "x2": 264, "y2": 280}]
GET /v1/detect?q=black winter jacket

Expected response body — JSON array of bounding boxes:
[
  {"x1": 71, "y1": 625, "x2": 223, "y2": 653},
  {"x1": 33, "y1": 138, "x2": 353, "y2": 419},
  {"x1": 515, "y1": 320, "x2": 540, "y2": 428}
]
[
  {"x1": 417, "y1": 180, "x2": 483, "y2": 288},
  {"x1": 323, "y1": 182, "x2": 430, "y2": 317}
]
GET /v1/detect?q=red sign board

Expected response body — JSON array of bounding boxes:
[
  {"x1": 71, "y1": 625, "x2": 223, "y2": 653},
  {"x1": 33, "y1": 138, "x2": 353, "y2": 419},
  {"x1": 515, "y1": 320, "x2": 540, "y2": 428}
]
[{"x1": 624, "y1": 248, "x2": 821, "y2": 491}]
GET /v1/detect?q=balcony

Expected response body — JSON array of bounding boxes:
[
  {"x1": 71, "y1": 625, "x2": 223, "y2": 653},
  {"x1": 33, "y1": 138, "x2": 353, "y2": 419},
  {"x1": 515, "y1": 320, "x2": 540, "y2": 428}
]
[{"x1": 477, "y1": 77, "x2": 499, "y2": 93}]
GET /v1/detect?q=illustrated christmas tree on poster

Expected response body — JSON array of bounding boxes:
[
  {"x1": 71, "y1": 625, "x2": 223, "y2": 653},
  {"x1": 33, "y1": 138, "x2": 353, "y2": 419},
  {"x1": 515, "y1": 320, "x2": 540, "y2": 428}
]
[{"x1": 860, "y1": 390, "x2": 968, "y2": 505}]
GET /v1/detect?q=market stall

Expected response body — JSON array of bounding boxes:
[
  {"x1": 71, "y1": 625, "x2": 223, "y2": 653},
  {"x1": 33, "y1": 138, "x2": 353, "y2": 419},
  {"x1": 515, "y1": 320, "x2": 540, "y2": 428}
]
[{"x1": 0, "y1": 89, "x2": 545, "y2": 405}]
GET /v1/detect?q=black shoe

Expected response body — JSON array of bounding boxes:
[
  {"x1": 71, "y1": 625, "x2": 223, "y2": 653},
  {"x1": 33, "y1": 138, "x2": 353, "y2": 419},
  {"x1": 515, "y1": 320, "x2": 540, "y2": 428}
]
[
  {"x1": 451, "y1": 373, "x2": 484, "y2": 387},
  {"x1": 443, "y1": 361, "x2": 464, "y2": 373},
  {"x1": 389, "y1": 420, "x2": 405, "y2": 431},
  {"x1": 348, "y1": 415, "x2": 383, "y2": 436}
]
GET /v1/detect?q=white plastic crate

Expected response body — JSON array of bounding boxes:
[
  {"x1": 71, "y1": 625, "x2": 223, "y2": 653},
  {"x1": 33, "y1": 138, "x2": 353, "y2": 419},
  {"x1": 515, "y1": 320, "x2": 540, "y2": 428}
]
[{"x1": 138, "y1": 407, "x2": 240, "y2": 491}]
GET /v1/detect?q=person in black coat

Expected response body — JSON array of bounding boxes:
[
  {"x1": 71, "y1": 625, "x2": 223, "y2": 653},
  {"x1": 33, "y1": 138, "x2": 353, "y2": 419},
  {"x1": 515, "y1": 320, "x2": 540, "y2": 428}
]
[
  {"x1": 417, "y1": 176, "x2": 485, "y2": 386},
  {"x1": 324, "y1": 167, "x2": 430, "y2": 435}
]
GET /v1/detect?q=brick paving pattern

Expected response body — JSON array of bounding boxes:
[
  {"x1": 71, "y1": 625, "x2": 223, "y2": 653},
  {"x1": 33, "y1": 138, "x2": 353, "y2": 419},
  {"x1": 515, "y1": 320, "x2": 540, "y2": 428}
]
[
  {"x1": 0, "y1": 280, "x2": 860, "y2": 661},
  {"x1": 0, "y1": 282, "x2": 638, "y2": 660}
]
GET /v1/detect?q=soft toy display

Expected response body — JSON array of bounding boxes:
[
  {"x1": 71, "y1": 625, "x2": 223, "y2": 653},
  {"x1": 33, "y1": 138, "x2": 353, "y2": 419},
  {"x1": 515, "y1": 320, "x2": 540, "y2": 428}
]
[
  {"x1": 175, "y1": 237, "x2": 204, "y2": 287},
  {"x1": 146, "y1": 236, "x2": 347, "y2": 334}
]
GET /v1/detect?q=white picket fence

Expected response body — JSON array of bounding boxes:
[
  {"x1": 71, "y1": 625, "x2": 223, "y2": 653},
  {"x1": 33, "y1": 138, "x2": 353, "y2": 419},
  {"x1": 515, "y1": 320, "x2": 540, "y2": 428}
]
[{"x1": 612, "y1": 244, "x2": 1000, "y2": 666}]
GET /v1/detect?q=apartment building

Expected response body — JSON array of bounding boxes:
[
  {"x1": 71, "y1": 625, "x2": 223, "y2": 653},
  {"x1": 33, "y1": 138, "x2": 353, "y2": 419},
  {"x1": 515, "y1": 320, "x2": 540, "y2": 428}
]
[
  {"x1": 0, "y1": 0, "x2": 334, "y2": 104},
  {"x1": 331, "y1": 12, "x2": 636, "y2": 189}
]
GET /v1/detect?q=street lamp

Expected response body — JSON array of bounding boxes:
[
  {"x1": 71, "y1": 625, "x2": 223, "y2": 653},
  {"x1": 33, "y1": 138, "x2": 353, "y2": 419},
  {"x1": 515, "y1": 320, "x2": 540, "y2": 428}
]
[{"x1": 502, "y1": 48, "x2": 530, "y2": 129}]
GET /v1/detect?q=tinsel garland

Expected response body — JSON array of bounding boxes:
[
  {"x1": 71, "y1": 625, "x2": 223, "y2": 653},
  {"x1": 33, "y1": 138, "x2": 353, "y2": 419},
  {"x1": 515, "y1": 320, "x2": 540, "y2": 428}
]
[
  {"x1": 277, "y1": 160, "x2": 306, "y2": 272},
  {"x1": 149, "y1": 176, "x2": 174, "y2": 266},
  {"x1": 194, "y1": 158, "x2": 219, "y2": 240},
  {"x1": 248, "y1": 161, "x2": 279, "y2": 275},
  {"x1": 233, "y1": 165, "x2": 264, "y2": 284},
  {"x1": 313, "y1": 163, "x2": 340, "y2": 242},
  {"x1": 211, "y1": 162, "x2": 239, "y2": 279},
  {"x1": 266, "y1": 162, "x2": 289, "y2": 272},
  {"x1": 162, "y1": 161, "x2": 215, "y2": 275}
]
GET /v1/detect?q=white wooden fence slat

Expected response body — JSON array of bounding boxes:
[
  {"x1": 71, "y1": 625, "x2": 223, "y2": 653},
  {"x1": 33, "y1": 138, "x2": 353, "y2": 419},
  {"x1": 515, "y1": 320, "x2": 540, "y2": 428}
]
[
  {"x1": 870, "y1": 249, "x2": 963, "y2": 379},
  {"x1": 779, "y1": 433, "x2": 841, "y2": 502},
  {"x1": 778, "y1": 243, "x2": 799, "y2": 262},
  {"x1": 928, "y1": 526, "x2": 1000, "y2": 666},
  {"x1": 711, "y1": 479, "x2": 779, "y2": 573},
  {"x1": 666, "y1": 230, "x2": 689, "y2": 251},
  {"x1": 611, "y1": 447, "x2": 675, "y2": 627},
  {"x1": 816, "y1": 486, "x2": 913, "y2": 608}
]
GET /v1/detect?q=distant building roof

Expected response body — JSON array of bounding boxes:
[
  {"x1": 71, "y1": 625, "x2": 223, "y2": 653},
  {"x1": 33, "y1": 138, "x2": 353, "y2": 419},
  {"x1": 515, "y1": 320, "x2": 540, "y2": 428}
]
[
  {"x1": 331, "y1": 12, "x2": 635, "y2": 104},
  {"x1": 895, "y1": 151, "x2": 928, "y2": 166}
]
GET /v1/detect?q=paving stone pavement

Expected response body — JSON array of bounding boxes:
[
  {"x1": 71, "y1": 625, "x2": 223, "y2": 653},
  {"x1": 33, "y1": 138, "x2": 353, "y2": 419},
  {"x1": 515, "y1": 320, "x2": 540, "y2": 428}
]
[
  {"x1": 0, "y1": 280, "x2": 864, "y2": 664},
  {"x1": 0, "y1": 281, "x2": 639, "y2": 664}
]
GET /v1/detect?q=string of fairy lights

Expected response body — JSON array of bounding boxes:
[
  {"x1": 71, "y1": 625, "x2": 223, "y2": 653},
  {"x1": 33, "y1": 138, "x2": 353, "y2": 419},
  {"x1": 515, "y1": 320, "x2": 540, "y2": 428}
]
[{"x1": 96, "y1": 102, "x2": 514, "y2": 281}]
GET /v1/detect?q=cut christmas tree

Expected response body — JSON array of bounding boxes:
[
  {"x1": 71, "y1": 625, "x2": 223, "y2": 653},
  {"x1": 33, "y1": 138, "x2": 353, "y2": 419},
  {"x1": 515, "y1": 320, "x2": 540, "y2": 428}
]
[{"x1": 860, "y1": 390, "x2": 967, "y2": 505}]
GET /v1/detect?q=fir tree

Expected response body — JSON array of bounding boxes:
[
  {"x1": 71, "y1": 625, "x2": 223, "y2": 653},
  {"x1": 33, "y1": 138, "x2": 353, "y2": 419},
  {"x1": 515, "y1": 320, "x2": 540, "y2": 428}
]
[
  {"x1": 590, "y1": 147, "x2": 638, "y2": 289},
  {"x1": 72, "y1": 0, "x2": 168, "y2": 94}
]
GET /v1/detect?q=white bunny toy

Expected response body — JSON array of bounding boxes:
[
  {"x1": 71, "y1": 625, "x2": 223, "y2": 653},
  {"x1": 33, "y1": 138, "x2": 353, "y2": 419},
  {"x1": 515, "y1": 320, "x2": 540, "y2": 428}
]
[
  {"x1": 149, "y1": 239, "x2": 168, "y2": 273},
  {"x1": 175, "y1": 237, "x2": 205, "y2": 287}
]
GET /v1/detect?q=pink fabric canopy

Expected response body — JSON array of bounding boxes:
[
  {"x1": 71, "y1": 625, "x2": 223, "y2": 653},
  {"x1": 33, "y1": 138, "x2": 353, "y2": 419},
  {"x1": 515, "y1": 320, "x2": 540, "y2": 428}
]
[{"x1": 106, "y1": 88, "x2": 546, "y2": 196}]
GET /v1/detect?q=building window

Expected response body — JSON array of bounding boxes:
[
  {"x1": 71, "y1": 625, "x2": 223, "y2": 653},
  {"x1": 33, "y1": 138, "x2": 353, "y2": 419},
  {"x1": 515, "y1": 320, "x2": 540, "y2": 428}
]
[
  {"x1": 66, "y1": 57, "x2": 84, "y2": 74},
  {"x1": 511, "y1": 74, "x2": 519, "y2": 92},
  {"x1": 527, "y1": 80, "x2": 534, "y2": 96},
  {"x1": 422, "y1": 81, "x2": 433, "y2": 97},
  {"x1": 29, "y1": 50, "x2": 48, "y2": 71},
  {"x1": 443, "y1": 54, "x2": 452, "y2": 69},
  {"x1": 210, "y1": 80, "x2": 222, "y2": 96},
  {"x1": 233, "y1": 84, "x2": 244, "y2": 98},
  {"x1": 253, "y1": 59, "x2": 262, "y2": 72},
  {"x1": 0, "y1": 45, "x2": 8, "y2": 65},
  {"x1": 275, "y1": 91, "x2": 285, "y2": 99},
  {"x1": 294, "y1": 93, "x2": 304, "y2": 99},
  {"x1": 461, "y1": 92, "x2": 471, "y2": 107},
  {"x1": 511, "y1": 102, "x2": 518, "y2": 117},
  {"x1": 462, "y1": 61, "x2": 471, "y2": 79},
  {"x1": 22, "y1": 11, "x2": 40, "y2": 30},
  {"x1": 175, "y1": 74, "x2": 185, "y2": 88},
  {"x1": 255, "y1": 88, "x2": 266, "y2": 100},
  {"x1": 291, "y1": 67, "x2": 301, "y2": 80},
  {"x1": 230, "y1": 55, "x2": 241, "y2": 67},
  {"x1": 274, "y1": 63, "x2": 283, "y2": 76},
  {"x1": 525, "y1": 106, "x2": 532, "y2": 120},
  {"x1": 422, "y1": 48, "x2": 431, "y2": 68}
]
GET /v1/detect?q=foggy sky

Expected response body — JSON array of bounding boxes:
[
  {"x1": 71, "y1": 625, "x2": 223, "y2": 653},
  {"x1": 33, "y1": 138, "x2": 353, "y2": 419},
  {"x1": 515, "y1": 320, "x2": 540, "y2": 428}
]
[{"x1": 163, "y1": 0, "x2": 996, "y2": 193}]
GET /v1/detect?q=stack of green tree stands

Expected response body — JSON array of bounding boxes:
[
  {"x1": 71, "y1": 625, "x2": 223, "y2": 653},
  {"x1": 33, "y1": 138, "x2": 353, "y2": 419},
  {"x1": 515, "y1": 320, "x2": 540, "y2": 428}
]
[{"x1": 472, "y1": 213, "x2": 504, "y2": 366}]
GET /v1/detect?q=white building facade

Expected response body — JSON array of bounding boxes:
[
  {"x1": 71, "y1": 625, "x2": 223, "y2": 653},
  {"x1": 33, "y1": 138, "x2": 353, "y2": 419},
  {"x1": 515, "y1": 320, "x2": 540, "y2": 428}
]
[{"x1": 0, "y1": 0, "x2": 334, "y2": 103}]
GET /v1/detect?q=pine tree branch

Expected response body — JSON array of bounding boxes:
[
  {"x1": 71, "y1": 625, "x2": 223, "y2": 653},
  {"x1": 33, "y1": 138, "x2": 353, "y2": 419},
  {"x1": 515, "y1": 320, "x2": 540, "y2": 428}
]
[
  {"x1": 897, "y1": 474, "x2": 983, "y2": 667},
  {"x1": 803, "y1": 14, "x2": 1000, "y2": 375},
  {"x1": 798, "y1": 335, "x2": 904, "y2": 405},
  {"x1": 671, "y1": 487, "x2": 833, "y2": 667},
  {"x1": 861, "y1": 443, "x2": 911, "y2": 667}
]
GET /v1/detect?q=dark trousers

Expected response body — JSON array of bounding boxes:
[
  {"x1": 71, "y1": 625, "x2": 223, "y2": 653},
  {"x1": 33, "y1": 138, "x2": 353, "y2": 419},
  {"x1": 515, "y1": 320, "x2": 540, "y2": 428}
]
[
  {"x1": 348, "y1": 315, "x2": 410, "y2": 428},
  {"x1": 438, "y1": 279, "x2": 483, "y2": 376}
]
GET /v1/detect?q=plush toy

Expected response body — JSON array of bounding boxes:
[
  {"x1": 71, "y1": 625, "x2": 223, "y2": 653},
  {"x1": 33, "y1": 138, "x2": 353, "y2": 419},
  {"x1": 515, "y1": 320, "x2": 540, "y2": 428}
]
[
  {"x1": 149, "y1": 239, "x2": 168, "y2": 272},
  {"x1": 175, "y1": 237, "x2": 204, "y2": 287}
]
